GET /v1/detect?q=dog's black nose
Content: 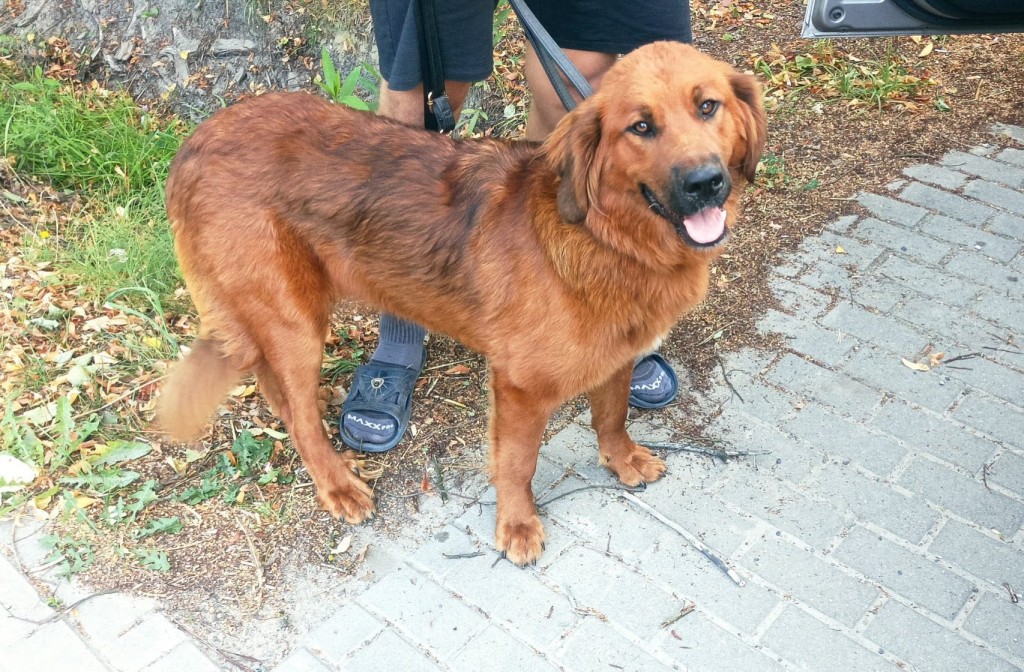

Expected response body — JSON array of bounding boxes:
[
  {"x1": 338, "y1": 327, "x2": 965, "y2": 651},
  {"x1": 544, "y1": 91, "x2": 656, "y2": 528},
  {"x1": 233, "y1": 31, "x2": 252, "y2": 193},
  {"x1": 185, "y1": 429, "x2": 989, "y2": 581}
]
[{"x1": 683, "y1": 165, "x2": 725, "y2": 200}]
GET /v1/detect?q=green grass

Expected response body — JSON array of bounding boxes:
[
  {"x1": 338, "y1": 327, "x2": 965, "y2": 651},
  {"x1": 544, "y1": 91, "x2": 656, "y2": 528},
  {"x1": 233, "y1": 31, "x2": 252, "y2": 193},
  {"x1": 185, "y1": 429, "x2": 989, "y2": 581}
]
[
  {"x1": 0, "y1": 37, "x2": 391, "y2": 577},
  {"x1": 0, "y1": 64, "x2": 185, "y2": 299},
  {"x1": 753, "y1": 40, "x2": 937, "y2": 112}
]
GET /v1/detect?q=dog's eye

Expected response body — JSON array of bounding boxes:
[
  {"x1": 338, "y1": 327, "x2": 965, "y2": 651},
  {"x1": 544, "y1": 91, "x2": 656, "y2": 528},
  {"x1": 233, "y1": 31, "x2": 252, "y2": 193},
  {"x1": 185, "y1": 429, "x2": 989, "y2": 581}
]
[
  {"x1": 699, "y1": 100, "x2": 719, "y2": 118},
  {"x1": 630, "y1": 120, "x2": 654, "y2": 136}
]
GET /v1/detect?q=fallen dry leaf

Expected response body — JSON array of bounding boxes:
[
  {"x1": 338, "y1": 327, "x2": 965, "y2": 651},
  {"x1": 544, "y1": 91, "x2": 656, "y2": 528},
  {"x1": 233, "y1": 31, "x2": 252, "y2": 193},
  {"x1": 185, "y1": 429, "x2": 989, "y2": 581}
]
[
  {"x1": 901, "y1": 357, "x2": 930, "y2": 372},
  {"x1": 82, "y1": 315, "x2": 110, "y2": 332},
  {"x1": 332, "y1": 534, "x2": 353, "y2": 555}
]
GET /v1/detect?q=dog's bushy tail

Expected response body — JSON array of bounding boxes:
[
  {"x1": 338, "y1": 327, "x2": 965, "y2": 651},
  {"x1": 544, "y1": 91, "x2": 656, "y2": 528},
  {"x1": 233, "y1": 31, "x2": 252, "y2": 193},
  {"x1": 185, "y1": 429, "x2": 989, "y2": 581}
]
[{"x1": 157, "y1": 338, "x2": 242, "y2": 440}]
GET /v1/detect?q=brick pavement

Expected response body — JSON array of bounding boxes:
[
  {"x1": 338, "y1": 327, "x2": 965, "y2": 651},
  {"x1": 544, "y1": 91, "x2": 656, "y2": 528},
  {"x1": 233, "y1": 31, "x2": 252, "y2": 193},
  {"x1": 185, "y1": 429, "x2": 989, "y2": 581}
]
[{"x1": 2, "y1": 127, "x2": 1023, "y2": 671}]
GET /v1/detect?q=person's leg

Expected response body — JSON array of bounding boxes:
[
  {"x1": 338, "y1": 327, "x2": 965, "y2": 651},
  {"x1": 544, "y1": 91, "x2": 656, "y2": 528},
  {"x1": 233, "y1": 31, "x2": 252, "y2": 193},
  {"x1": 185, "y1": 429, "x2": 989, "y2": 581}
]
[
  {"x1": 340, "y1": 80, "x2": 477, "y2": 450},
  {"x1": 342, "y1": 0, "x2": 491, "y2": 451},
  {"x1": 521, "y1": 1, "x2": 690, "y2": 408},
  {"x1": 378, "y1": 80, "x2": 473, "y2": 126},
  {"x1": 523, "y1": 45, "x2": 614, "y2": 141},
  {"x1": 524, "y1": 0, "x2": 692, "y2": 138}
]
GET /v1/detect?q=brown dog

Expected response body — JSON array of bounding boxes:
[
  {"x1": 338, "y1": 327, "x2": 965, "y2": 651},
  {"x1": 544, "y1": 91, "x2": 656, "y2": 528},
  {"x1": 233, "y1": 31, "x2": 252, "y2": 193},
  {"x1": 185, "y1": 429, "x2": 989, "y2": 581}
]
[{"x1": 158, "y1": 42, "x2": 766, "y2": 565}]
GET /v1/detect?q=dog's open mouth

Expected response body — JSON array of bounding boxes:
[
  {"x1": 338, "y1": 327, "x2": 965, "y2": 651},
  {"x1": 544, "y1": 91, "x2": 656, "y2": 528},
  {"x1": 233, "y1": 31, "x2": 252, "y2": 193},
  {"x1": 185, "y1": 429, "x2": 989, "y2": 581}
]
[{"x1": 642, "y1": 185, "x2": 728, "y2": 248}]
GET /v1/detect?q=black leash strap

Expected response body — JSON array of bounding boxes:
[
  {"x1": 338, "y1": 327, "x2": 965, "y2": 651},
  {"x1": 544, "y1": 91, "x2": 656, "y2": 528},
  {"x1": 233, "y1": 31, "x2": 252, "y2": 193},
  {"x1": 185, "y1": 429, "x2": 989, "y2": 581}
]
[
  {"x1": 507, "y1": 0, "x2": 593, "y2": 112},
  {"x1": 418, "y1": 0, "x2": 455, "y2": 132}
]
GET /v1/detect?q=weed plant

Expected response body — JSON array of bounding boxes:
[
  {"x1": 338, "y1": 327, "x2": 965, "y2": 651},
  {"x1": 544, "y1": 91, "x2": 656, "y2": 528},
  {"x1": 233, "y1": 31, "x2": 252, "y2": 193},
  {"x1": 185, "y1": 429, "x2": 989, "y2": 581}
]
[{"x1": 318, "y1": 46, "x2": 380, "y2": 111}]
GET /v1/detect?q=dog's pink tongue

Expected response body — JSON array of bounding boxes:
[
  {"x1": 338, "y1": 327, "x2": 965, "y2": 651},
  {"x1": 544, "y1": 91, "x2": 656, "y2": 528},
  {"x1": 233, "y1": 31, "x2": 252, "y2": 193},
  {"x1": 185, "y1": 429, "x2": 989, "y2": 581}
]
[{"x1": 683, "y1": 207, "x2": 727, "y2": 244}]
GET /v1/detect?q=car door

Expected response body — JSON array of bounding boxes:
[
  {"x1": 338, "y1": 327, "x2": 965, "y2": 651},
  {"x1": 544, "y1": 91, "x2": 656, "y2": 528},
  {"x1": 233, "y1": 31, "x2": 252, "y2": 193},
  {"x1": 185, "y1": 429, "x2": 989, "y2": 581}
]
[{"x1": 803, "y1": 0, "x2": 1024, "y2": 38}]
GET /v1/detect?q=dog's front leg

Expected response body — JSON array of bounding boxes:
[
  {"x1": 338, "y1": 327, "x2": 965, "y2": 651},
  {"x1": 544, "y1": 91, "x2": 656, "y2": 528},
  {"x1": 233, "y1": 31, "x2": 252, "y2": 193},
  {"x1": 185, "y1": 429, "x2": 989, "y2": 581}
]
[
  {"x1": 588, "y1": 362, "x2": 667, "y2": 486},
  {"x1": 488, "y1": 368, "x2": 556, "y2": 566}
]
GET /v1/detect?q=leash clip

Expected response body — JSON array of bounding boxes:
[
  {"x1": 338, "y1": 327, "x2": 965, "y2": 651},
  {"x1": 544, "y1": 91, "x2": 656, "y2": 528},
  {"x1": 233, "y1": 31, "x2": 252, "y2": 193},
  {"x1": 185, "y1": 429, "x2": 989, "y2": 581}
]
[{"x1": 426, "y1": 90, "x2": 456, "y2": 135}]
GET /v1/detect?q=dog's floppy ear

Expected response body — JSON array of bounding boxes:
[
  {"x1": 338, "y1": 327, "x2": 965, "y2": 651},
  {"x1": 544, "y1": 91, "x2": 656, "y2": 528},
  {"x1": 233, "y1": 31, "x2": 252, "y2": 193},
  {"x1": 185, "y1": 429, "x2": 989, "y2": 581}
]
[
  {"x1": 543, "y1": 102, "x2": 602, "y2": 224},
  {"x1": 729, "y1": 72, "x2": 767, "y2": 184}
]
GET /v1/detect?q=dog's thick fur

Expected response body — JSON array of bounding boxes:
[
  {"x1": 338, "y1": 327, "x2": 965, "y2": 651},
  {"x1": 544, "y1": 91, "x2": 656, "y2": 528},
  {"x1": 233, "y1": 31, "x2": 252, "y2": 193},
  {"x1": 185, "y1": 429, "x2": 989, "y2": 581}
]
[{"x1": 158, "y1": 42, "x2": 766, "y2": 565}]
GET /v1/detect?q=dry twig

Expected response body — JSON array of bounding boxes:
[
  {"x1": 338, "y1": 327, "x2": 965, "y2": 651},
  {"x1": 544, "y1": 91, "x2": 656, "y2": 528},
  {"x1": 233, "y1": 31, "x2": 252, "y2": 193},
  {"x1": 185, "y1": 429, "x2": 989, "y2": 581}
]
[
  {"x1": 234, "y1": 516, "x2": 264, "y2": 614},
  {"x1": 620, "y1": 491, "x2": 745, "y2": 587},
  {"x1": 717, "y1": 355, "x2": 745, "y2": 403},
  {"x1": 535, "y1": 483, "x2": 644, "y2": 508},
  {"x1": 2, "y1": 589, "x2": 118, "y2": 625},
  {"x1": 660, "y1": 603, "x2": 696, "y2": 628},
  {"x1": 443, "y1": 551, "x2": 485, "y2": 560},
  {"x1": 640, "y1": 441, "x2": 770, "y2": 462}
]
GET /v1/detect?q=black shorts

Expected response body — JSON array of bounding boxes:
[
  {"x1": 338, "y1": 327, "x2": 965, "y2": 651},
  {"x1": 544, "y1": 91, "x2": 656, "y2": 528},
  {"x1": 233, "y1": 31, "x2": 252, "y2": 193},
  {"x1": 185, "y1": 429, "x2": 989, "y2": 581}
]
[{"x1": 370, "y1": 0, "x2": 692, "y2": 90}]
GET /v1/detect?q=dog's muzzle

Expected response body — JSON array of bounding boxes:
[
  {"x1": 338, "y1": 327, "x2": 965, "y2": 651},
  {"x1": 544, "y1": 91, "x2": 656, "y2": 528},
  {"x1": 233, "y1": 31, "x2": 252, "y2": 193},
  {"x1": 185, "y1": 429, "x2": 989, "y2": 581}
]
[{"x1": 642, "y1": 163, "x2": 731, "y2": 249}]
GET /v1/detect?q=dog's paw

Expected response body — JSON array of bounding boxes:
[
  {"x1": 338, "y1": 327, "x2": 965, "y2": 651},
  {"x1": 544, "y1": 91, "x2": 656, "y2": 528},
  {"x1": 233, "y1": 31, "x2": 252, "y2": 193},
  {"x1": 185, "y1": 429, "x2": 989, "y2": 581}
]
[
  {"x1": 601, "y1": 444, "x2": 667, "y2": 486},
  {"x1": 314, "y1": 454, "x2": 376, "y2": 524},
  {"x1": 495, "y1": 514, "x2": 546, "y2": 566}
]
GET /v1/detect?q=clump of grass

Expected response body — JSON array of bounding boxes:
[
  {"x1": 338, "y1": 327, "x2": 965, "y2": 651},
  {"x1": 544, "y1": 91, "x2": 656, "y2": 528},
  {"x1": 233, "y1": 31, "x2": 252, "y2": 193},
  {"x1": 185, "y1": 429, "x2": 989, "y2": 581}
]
[
  {"x1": 0, "y1": 64, "x2": 186, "y2": 298},
  {"x1": 752, "y1": 40, "x2": 937, "y2": 112}
]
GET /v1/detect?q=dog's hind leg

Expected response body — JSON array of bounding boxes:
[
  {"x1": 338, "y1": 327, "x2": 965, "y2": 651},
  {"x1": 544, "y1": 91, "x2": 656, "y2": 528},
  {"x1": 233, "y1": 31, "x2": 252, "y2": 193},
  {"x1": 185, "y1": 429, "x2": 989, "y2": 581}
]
[
  {"x1": 254, "y1": 362, "x2": 290, "y2": 426},
  {"x1": 588, "y1": 362, "x2": 667, "y2": 486},
  {"x1": 488, "y1": 368, "x2": 558, "y2": 565},
  {"x1": 254, "y1": 321, "x2": 375, "y2": 524}
]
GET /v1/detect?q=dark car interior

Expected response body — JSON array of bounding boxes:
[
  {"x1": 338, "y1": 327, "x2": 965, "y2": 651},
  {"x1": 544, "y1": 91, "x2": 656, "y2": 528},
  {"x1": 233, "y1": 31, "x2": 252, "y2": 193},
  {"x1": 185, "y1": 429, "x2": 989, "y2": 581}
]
[{"x1": 803, "y1": 0, "x2": 1024, "y2": 38}]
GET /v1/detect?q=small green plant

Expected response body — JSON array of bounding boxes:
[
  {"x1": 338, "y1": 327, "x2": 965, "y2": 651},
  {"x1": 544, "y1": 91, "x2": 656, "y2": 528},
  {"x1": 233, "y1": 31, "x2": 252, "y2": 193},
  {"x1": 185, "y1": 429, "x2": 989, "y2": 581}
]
[
  {"x1": 52, "y1": 399, "x2": 92, "y2": 467},
  {"x1": 62, "y1": 469, "x2": 141, "y2": 496},
  {"x1": 133, "y1": 547, "x2": 171, "y2": 572},
  {"x1": 179, "y1": 470, "x2": 224, "y2": 505},
  {"x1": 178, "y1": 430, "x2": 292, "y2": 506},
  {"x1": 757, "y1": 151, "x2": 788, "y2": 190},
  {"x1": 1, "y1": 402, "x2": 43, "y2": 469},
  {"x1": 457, "y1": 107, "x2": 489, "y2": 137},
  {"x1": 323, "y1": 332, "x2": 365, "y2": 385},
  {"x1": 492, "y1": 0, "x2": 513, "y2": 46},
  {"x1": 318, "y1": 47, "x2": 380, "y2": 112},
  {"x1": 1, "y1": 389, "x2": 99, "y2": 515},
  {"x1": 98, "y1": 478, "x2": 159, "y2": 527},
  {"x1": 134, "y1": 516, "x2": 183, "y2": 539},
  {"x1": 41, "y1": 532, "x2": 96, "y2": 578},
  {"x1": 104, "y1": 286, "x2": 179, "y2": 353}
]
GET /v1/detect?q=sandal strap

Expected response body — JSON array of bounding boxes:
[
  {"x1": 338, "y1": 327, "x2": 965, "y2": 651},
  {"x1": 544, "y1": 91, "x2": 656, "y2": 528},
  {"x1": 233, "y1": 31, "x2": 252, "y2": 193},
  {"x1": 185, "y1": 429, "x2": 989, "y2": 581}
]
[{"x1": 344, "y1": 361, "x2": 420, "y2": 420}]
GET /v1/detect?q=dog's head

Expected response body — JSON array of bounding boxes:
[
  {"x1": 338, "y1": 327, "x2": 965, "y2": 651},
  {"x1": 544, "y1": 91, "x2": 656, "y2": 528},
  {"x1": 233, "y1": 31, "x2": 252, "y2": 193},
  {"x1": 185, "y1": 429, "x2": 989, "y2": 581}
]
[{"x1": 543, "y1": 42, "x2": 766, "y2": 262}]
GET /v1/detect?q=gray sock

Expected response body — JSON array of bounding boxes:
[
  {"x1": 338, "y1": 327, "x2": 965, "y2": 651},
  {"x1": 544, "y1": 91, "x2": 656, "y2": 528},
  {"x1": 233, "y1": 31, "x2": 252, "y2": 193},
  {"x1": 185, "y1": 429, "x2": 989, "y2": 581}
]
[
  {"x1": 371, "y1": 314, "x2": 426, "y2": 369},
  {"x1": 341, "y1": 314, "x2": 426, "y2": 448}
]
